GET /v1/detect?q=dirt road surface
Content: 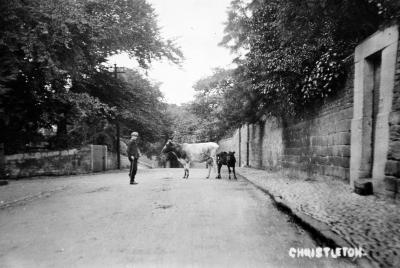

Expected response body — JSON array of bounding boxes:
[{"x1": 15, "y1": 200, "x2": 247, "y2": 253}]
[{"x1": 0, "y1": 168, "x2": 354, "y2": 267}]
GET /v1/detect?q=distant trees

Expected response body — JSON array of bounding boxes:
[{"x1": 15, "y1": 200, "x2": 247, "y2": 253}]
[
  {"x1": 189, "y1": 68, "x2": 241, "y2": 140},
  {"x1": 0, "y1": 0, "x2": 182, "y2": 154},
  {"x1": 165, "y1": 104, "x2": 202, "y2": 143}
]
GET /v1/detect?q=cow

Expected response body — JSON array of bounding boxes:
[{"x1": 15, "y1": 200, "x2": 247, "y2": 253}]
[
  {"x1": 216, "y1": 151, "x2": 237, "y2": 180},
  {"x1": 161, "y1": 139, "x2": 219, "y2": 179}
]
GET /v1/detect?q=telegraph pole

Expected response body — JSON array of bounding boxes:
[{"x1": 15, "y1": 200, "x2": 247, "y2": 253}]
[
  {"x1": 113, "y1": 64, "x2": 125, "y2": 169},
  {"x1": 246, "y1": 124, "x2": 250, "y2": 167}
]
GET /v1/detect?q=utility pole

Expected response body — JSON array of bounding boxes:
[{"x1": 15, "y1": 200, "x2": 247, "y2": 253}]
[
  {"x1": 113, "y1": 64, "x2": 125, "y2": 169},
  {"x1": 246, "y1": 124, "x2": 250, "y2": 167},
  {"x1": 238, "y1": 127, "x2": 241, "y2": 167}
]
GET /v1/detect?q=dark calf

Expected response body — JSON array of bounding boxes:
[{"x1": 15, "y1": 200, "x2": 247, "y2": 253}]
[{"x1": 216, "y1": 151, "x2": 237, "y2": 180}]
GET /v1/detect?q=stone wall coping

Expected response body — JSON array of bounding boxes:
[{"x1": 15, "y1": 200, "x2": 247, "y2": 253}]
[
  {"x1": 355, "y1": 24, "x2": 399, "y2": 62},
  {"x1": 5, "y1": 148, "x2": 81, "y2": 161}
]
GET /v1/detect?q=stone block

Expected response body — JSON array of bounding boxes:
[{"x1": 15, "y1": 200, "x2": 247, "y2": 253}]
[
  {"x1": 389, "y1": 125, "x2": 400, "y2": 141},
  {"x1": 317, "y1": 164, "x2": 326, "y2": 175},
  {"x1": 332, "y1": 145, "x2": 347, "y2": 157},
  {"x1": 391, "y1": 98, "x2": 400, "y2": 110},
  {"x1": 315, "y1": 156, "x2": 328, "y2": 165},
  {"x1": 335, "y1": 132, "x2": 351, "y2": 145},
  {"x1": 341, "y1": 146, "x2": 351, "y2": 157},
  {"x1": 344, "y1": 169, "x2": 350, "y2": 181},
  {"x1": 328, "y1": 156, "x2": 338, "y2": 166},
  {"x1": 300, "y1": 156, "x2": 311, "y2": 163},
  {"x1": 334, "y1": 110, "x2": 343, "y2": 121},
  {"x1": 324, "y1": 166, "x2": 334, "y2": 176},
  {"x1": 327, "y1": 123, "x2": 335, "y2": 135},
  {"x1": 326, "y1": 135, "x2": 334, "y2": 146},
  {"x1": 387, "y1": 141, "x2": 400, "y2": 160},
  {"x1": 329, "y1": 156, "x2": 350, "y2": 168},
  {"x1": 335, "y1": 120, "x2": 351, "y2": 132},
  {"x1": 384, "y1": 176, "x2": 398, "y2": 192},
  {"x1": 310, "y1": 136, "x2": 317, "y2": 146},
  {"x1": 385, "y1": 160, "x2": 400, "y2": 177},
  {"x1": 384, "y1": 190, "x2": 397, "y2": 199},
  {"x1": 354, "y1": 179, "x2": 373, "y2": 195},
  {"x1": 316, "y1": 137, "x2": 324, "y2": 147},
  {"x1": 342, "y1": 108, "x2": 353, "y2": 120},
  {"x1": 333, "y1": 166, "x2": 348, "y2": 178},
  {"x1": 281, "y1": 161, "x2": 290, "y2": 168},
  {"x1": 312, "y1": 146, "x2": 323, "y2": 156},
  {"x1": 324, "y1": 146, "x2": 332, "y2": 157}
]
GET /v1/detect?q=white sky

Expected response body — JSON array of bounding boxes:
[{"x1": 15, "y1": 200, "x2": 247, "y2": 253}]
[{"x1": 110, "y1": 0, "x2": 235, "y2": 104}]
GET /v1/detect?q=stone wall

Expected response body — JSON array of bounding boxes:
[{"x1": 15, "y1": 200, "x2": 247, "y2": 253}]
[
  {"x1": 385, "y1": 30, "x2": 400, "y2": 199},
  {"x1": 5, "y1": 147, "x2": 92, "y2": 178},
  {"x1": 218, "y1": 119, "x2": 284, "y2": 171},
  {"x1": 219, "y1": 63, "x2": 353, "y2": 181},
  {"x1": 218, "y1": 129, "x2": 240, "y2": 153},
  {"x1": 218, "y1": 25, "x2": 400, "y2": 199},
  {"x1": 283, "y1": 65, "x2": 354, "y2": 180},
  {"x1": 251, "y1": 118, "x2": 283, "y2": 170},
  {"x1": 218, "y1": 128, "x2": 248, "y2": 167},
  {"x1": 0, "y1": 143, "x2": 5, "y2": 178},
  {"x1": 3, "y1": 145, "x2": 137, "y2": 179},
  {"x1": 107, "y1": 152, "x2": 130, "y2": 170}
]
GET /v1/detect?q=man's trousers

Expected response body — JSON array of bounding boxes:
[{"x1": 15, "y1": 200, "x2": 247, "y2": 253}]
[{"x1": 129, "y1": 158, "x2": 138, "y2": 182}]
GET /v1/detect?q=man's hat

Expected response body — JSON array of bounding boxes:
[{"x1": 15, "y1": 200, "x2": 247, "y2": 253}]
[{"x1": 131, "y1": 131, "x2": 138, "y2": 136}]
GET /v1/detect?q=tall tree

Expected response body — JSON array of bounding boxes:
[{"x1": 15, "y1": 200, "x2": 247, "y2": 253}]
[
  {"x1": 0, "y1": 0, "x2": 182, "y2": 153},
  {"x1": 220, "y1": 0, "x2": 400, "y2": 123},
  {"x1": 190, "y1": 68, "x2": 238, "y2": 139}
]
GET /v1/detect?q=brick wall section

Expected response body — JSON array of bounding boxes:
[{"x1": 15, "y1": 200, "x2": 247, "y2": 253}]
[
  {"x1": 385, "y1": 36, "x2": 400, "y2": 199},
  {"x1": 5, "y1": 147, "x2": 92, "y2": 178}
]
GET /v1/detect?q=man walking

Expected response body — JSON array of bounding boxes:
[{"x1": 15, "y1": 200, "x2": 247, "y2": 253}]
[{"x1": 127, "y1": 131, "x2": 140, "y2": 185}]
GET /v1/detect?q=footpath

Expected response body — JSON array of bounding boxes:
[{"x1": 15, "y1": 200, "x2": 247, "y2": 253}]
[{"x1": 237, "y1": 167, "x2": 400, "y2": 268}]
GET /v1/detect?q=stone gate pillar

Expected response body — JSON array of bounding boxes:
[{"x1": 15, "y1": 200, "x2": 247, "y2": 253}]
[{"x1": 350, "y1": 25, "x2": 399, "y2": 195}]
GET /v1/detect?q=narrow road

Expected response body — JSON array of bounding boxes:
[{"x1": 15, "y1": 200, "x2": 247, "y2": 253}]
[{"x1": 0, "y1": 169, "x2": 354, "y2": 267}]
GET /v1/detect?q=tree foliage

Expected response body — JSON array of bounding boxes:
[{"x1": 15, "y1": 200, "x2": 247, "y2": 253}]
[
  {"x1": 219, "y1": 0, "x2": 400, "y2": 122},
  {"x1": 190, "y1": 68, "x2": 239, "y2": 139},
  {"x1": 189, "y1": 0, "x2": 400, "y2": 138},
  {"x1": 189, "y1": 67, "x2": 252, "y2": 137},
  {"x1": 0, "y1": 0, "x2": 182, "y2": 153},
  {"x1": 165, "y1": 104, "x2": 203, "y2": 143},
  {"x1": 69, "y1": 68, "x2": 171, "y2": 153}
]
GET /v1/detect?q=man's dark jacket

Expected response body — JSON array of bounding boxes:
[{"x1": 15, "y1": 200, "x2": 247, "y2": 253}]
[{"x1": 127, "y1": 140, "x2": 140, "y2": 159}]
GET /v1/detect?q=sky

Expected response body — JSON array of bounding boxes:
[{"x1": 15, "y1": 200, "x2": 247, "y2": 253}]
[{"x1": 110, "y1": 0, "x2": 235, "y2": 104}]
